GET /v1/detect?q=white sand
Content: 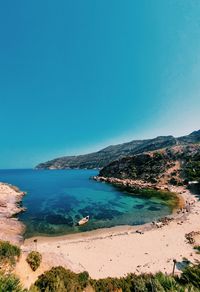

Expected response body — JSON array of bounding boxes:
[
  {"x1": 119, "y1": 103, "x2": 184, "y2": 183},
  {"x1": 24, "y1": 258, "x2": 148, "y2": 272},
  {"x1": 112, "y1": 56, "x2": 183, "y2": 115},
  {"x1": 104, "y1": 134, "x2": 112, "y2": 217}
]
[{"x1": 15, "y1": 186, "x2": 200, "y2": 289}]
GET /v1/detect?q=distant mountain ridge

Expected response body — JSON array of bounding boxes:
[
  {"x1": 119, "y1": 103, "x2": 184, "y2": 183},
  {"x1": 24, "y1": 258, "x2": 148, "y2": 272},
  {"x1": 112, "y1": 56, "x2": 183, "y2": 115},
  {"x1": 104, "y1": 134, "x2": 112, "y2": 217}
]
[{"x1": 36, "y1": 130, "x2": 200, "y2": 169}]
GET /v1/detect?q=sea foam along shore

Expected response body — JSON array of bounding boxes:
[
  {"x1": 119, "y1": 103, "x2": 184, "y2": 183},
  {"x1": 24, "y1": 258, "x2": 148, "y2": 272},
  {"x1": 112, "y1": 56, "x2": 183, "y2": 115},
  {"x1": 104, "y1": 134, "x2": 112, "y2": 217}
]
[
  {"x1": 0, "y1": 182, "x2": 26, "y2": 245},
  {"x1": 15, "y1": 184, "x2": 200, "y2": 289}
]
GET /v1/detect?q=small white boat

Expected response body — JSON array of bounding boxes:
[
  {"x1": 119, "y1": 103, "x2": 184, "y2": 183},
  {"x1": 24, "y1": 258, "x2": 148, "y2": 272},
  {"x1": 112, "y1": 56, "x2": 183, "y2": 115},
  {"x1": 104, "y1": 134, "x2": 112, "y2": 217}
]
[
  {"x1": 78, "y1": 215, "x2": 89, "y2": 226},
  {"x1": 188, "y1": 181, "x2": 199, "y2": 185}
]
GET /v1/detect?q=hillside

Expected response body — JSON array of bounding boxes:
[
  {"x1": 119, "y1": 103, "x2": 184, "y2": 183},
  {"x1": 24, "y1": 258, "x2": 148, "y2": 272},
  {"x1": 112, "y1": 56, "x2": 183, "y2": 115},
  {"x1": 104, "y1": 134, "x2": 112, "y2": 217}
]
[
  {"x1": 36, "y1": 130, "x2": 200, "y2": 170},
  {"x1": 99, "y1": 144, "x2": 200, "y2": 185}
]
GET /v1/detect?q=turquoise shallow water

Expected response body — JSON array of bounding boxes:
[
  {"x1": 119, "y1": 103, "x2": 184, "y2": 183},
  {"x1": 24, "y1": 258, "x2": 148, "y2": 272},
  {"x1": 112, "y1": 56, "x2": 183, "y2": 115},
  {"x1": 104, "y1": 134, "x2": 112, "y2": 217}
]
[{"x1": 0, "y1": 169, "x2": 172, "y2": 237}]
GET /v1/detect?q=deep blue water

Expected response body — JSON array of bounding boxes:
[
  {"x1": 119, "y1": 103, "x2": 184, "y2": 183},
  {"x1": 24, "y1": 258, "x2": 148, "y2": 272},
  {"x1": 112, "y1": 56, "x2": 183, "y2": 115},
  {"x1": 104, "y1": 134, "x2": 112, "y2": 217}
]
[{"x1": 0, "y1": 169, "x2": 172, "y2": 237}]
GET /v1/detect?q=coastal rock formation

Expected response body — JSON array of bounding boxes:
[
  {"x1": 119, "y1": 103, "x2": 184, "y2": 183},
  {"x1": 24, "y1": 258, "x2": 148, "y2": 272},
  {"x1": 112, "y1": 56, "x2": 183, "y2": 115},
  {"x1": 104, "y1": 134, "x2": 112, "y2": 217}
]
[
  {"x1": 94, "y1": 176, "x2": 156, "y2": 190},
  {"x1": 36, "y1": 130, "x2": 200, "y2": 170},
  {"x1": 0, "y1": 183, "x2": 26, "y2": 245}
]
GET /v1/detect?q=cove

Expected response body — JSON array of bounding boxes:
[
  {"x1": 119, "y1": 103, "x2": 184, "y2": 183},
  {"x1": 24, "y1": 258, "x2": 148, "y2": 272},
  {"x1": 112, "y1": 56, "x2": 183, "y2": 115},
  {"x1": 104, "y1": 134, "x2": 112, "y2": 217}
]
[{"x1": 0, "y1": 169, "x2": 173, "y2": 237}]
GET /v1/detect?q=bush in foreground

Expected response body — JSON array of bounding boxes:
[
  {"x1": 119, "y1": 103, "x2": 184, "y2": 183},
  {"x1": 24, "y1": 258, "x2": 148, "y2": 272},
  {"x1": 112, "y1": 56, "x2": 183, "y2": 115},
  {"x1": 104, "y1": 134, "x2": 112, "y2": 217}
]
[
  {"x1": 179, "y1": 264, "x2": 200, "y2": 289},
  {"x1": 91, "y1": 273, "x2": 186, "y2": 292},
  {"x1": 30, "y1": 264, "x2": 200, "y2": 292},
  {"x1": 0, "y1": 272, "x2": 25, "y2": 292},
  {"x1": 30, "y1": 266, "x2": 89, "y2": 291},
  {"x1": 26, "y1": 251, "x2": 42, "y2": 271},
  {"x1": 0, "y1": 240, "x2": 21, "y2": 266}
]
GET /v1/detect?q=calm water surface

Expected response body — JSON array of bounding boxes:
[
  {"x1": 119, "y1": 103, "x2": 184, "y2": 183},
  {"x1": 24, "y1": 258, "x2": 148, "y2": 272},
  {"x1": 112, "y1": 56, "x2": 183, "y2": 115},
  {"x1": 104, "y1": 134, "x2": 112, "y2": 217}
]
[{"x1": 0, "y1": 169, "x2": 172, "y2": 237}]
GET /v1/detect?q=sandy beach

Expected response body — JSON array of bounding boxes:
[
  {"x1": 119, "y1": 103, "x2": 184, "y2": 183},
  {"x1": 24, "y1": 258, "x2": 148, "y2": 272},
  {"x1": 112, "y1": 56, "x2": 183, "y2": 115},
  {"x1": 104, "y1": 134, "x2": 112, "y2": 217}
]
[
  {"x1": 14, "y1": 185, "x2": 200, "y2": 289},
  {"x1": 0, "y1": 183, "x2": 26, "y2": 245}
]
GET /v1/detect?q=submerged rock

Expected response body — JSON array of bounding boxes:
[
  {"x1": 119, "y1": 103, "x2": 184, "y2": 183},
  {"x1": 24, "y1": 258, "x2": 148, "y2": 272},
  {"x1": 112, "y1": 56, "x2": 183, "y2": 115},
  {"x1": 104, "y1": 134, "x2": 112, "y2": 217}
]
[{"x1": 46, "y1": 214, "x2": 74, "y2": 226}]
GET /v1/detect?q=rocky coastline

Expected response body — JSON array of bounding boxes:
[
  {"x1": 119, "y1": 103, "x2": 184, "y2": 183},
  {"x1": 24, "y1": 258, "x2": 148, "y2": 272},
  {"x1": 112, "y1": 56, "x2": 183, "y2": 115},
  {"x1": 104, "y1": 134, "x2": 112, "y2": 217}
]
[
  {"x1": 93, "y1": 175, "x2": 187, "y2": 211},
  {"x1": 93, "y1": 175, "x2": 164, "y2": 190},
  {"x1": 0, "y1": 183, "x2": 26, "y2": 245}
]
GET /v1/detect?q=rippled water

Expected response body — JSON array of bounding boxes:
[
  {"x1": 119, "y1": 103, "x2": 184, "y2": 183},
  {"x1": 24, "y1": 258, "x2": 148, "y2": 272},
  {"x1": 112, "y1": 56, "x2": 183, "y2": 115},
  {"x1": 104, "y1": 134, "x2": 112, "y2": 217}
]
[{"x1": 0, "y1": 169, "x2": 172, "y2": 237}]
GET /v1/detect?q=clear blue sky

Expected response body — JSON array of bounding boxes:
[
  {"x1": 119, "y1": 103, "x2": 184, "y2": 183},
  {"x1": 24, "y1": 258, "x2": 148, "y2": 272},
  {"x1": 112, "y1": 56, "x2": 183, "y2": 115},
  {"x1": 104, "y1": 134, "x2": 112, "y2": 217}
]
[{"x1": 0, "y1": 1, "x2": 200, "y2": 168}]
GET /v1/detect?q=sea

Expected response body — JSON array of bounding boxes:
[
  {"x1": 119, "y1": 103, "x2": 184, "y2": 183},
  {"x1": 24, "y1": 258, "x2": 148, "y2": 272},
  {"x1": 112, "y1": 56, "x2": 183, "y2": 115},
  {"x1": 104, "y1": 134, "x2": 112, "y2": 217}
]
[{"x1": 0, "y1": 169, "x2": 172, "y2": 238}]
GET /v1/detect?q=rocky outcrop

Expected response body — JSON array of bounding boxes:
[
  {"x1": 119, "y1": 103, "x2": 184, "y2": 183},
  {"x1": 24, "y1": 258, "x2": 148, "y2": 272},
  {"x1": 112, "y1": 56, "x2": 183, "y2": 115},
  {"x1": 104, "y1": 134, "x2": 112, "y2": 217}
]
[
  {"x1": 93, "y1": 176, "x2": 159, "y2": 191},
  {"x1": 0, "y1": 183, "x2": 26, "y2": 245},
  {"x1": 36, "y1": 130, "x2": 200, "y2": 170}
]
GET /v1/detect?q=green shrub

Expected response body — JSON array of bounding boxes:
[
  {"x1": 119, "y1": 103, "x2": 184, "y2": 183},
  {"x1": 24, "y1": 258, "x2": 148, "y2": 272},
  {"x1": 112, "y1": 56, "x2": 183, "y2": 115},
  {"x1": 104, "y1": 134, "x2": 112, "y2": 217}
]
[
  {"x1": 179, "y1": 264, "x2": 200, "y2": 289},
  {"x1": 0, "y1": 272, "x2": 25, "y2": 292},
  {"x1": 145, "y1": 278, "x2": 166, "y2": 292},
  {"x1": 26, "y1": 251, "x2": 42, "y2": 271},
  {"x1": 0, "y1": 241, "x2": 21, "y2": 266},
  {"x1": 128, "y1": 275, "x2": 148, "y2": 291},
  {"x1": 77, "y1": 271, "x2": 90, "y2": 288},
  {"x1": 32, "y1": 266, "x2": 89, "y2": 291},
  {"x1": 91, "y1": 277, "x2": 123, "y2": 292},
  {"x1": 153, "y1": 272, "x2": 181, "y2": 291},
  {"x1": 184, "y1": 152, "x2": 200, "y2": 182},
  {"x1": 31, "y1": 264, "x2": 200, "y2": 292}
]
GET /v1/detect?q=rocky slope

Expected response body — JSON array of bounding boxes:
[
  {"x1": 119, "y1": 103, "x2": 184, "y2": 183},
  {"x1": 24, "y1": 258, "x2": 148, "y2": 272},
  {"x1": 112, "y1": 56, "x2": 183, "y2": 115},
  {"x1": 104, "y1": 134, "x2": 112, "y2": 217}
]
[
  {"x1": 36, "y1": 130, "x2": 200, "y2": 169},
  {"x1": 99, "y1": 144, "x2": 200, "y2": 185}
]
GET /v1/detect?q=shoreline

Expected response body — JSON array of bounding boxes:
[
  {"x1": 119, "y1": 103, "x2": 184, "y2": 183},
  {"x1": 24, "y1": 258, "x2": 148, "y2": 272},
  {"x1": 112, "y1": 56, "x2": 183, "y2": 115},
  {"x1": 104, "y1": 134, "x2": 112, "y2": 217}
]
[
  {"x1": 1, "y1": 179, "x2": 199, "y2": 289},
  {"x1": 94, "y1": 176, "x2": 185, "y2": 210},
  {"x1": 15, "y1": 183, "x2": 200, "y2": 288},
  {"x1": 23, "y1": 183, "x2": 194, "y2": 244},
  {"x1": 22, "y1": 177, "x2": 185, "y2": 241},
  {"x1": 0, "y1": 176, "x2": 186, "y2": 245},
  {"x1": 0, "y1": 182, "x2": 26, "y2": 245}
]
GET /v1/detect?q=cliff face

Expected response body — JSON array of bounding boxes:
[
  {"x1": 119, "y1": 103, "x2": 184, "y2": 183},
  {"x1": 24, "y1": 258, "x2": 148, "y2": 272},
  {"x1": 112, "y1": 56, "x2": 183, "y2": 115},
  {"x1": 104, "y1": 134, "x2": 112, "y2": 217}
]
[
  {"x1": 36, "y1": 130, "x2": 200, "y2": 170},
  {"x1": 99, "y1": 144, "x2": 200, "y2": 184}
]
